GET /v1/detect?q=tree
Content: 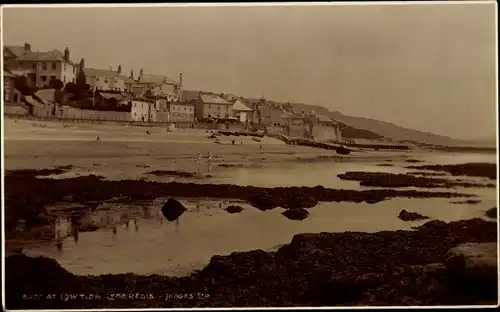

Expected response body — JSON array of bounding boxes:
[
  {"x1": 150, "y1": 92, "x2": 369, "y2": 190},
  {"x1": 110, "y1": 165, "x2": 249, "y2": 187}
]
[
  {"x1": 76, "y1": 68, "x2": 86, "y2": 86},
  {"x1": 50, "y1": 79, "x2": 64, "y2": 90},
  {"x1": 14, "y1": 76, "x2": 36, "y2": 95}
]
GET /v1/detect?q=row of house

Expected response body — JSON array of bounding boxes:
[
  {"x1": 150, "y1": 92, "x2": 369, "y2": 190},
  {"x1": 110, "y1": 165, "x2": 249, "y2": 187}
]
[{"x1": 3, "y1": 43, "x2": 342, "y2": 141}]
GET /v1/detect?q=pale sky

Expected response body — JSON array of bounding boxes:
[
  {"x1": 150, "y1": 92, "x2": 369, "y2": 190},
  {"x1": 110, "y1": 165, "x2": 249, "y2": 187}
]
[{"x1": 2, "y1": 3, "x2": 497, "y2": 139}]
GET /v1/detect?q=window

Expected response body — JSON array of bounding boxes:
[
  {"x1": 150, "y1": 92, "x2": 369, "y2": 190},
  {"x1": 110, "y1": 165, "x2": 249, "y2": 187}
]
[
  {"x1": 63, "y1": 77, "x2": 66, "y2": 83},
  {"x1": 208, "y1": 104, "x2": 211, "y2": 108},
  {"x1": 51, "y1": 76, "x2": 56, "y2": 82},
  {"x1": 64, "y1": 63, "x2": 67, "y2": 71},
  {"x1": 32, "y1": 64, "x2": 37, "y2": 69},
  {"x1": 41, "y1": 76, "x2": 47, "y2": 82},
  {"x1": 42, "y1": 63, "x2": 47, "y2": 70},
  {"x1": 104, "y1": 79, "x2": 108, "y2": 83},
  {"x1": 52, "y1": 63, "x2": 57, "y2": 70},
  {"x1": 96, "y1": 77, "x2": 99, "y2": 81},
  {"x1": 183, "y1": 107, "x2": 186, "y2": 111}
]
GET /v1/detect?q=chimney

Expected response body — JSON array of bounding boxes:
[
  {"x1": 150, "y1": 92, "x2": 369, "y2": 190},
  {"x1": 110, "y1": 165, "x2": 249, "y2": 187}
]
[
  {"x1": 64, "y1": 47, "x2": 70, "y2": 62},
  {"x1": 179, "y1": 73, "x2": 183, "y2": 88},
  {"x1": 24, "y1": 43, "x2": 31, "y2": 53},
  {"x1": 140, "y1": 68, "x2": 143, "y2": 76},
  {"x1": 130, "y1": 69, "x2": 134, "y2": 80},
  {"x1": 117, "y1": 65, "x2": 122, "y2": 74}
]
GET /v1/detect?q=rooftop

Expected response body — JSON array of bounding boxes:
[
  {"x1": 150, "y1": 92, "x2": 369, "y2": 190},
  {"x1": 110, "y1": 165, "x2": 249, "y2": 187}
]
[
  {"x1": 84, "y1": 68, "x2": 122, "y2": 78},
  {"x1": 17, "y1": 49, "x2": 77, "y2": 65},
  {"x1": 137, "y1": 73, "x2": 178, "y2": 85},
  {"x1": 200, "y1": 93, "x2": 231, "y2": 105},
  {"x1": 181, "y1": 90, "x2": 201, "y2": 102},
  {"x1": 317, "y1": 114, "x2": 338, "y2": 124},
  {"x1": 4, "y1": 46, "x2": 26, "y2": 58},
  {"x1": 232, "y1": 99, "x2": 253, "y2": 112}
]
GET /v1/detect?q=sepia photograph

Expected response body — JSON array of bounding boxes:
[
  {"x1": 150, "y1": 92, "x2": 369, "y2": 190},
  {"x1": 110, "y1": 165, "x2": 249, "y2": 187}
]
[{"x1": 1, "y1": 1, "x2": 498, "y2": 309}]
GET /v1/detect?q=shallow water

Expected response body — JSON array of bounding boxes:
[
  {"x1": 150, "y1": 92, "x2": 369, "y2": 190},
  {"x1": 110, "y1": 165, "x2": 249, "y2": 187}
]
[{"x1": 8, "y1": 147, "x2": 498, "y2": 277}]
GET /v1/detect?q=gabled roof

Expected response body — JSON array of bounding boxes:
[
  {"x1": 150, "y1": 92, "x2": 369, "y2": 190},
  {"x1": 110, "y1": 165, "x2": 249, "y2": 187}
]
[
  {"x1": 232, "y1": 99, "x2": 253, "y2": 112},
  {"x1": 317, "y1": 114, "x2": 336, "y2": 124},
  {"x1": 35, "y1": 89, "x2": 56, "y2": 103},
  {"x1": 17, "y1": 49, "x2": 77, "y2": 65},
  {"x1": 200, "y1": 93, "x2": 231, "y2": 105},
  {"x1": 137, "y1": 73, "x2": 178, "y2": 85},
  {"x1": 84, "y1": 68, "x2": 122, "y2": 78},
  {"x1": 4, "y1": 46, "x2": 26, "y2": 58},
  {"x1": 181, "y1": 90, "x2": 201, "y2": 102}
]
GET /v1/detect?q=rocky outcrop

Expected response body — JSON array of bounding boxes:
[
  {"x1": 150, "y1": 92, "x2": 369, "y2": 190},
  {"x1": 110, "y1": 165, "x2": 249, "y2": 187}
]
[
  {"x1": 485, "y1": 208, "x2": 497, "y2": 219},
  {"x1": 406, "y1": 163, "x2": 496, "y2": 180},
  {"x1": 282, "y1": 208, "x2": 310, "y2": 221},
  {"x1": 161, "y1": 198, "x2": 187, "y2": 221},
  {"x1": 4, "y1": 218, "x2": 497, "y2": 309},
  {"x1": 445, "y1": 243, "x2": 498, "y2": 300},
  {"x1": 337, "y1": 171, "x2": 495, "y2": 189},
  {"x1": 4, "y1": 169, "x2": 475, "y2": 232},
  {"x1": 450, "y1": 200, "x2": 482, "y2": 205},
  {"x1": 225, "y1": 205, "x2": 244, "y2": 214},
  {"x1": 398, "y1": 209, "x2": 430, "y2": 222}
]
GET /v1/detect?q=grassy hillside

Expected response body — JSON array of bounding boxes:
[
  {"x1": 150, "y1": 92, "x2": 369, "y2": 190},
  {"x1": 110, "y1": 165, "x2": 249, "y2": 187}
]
[
  {"x1": 329, "y1": 111, "x2": 479, "y2": 146},
  {"x1": 286, "y1": 101, "x2": 490, "y2": 146}
]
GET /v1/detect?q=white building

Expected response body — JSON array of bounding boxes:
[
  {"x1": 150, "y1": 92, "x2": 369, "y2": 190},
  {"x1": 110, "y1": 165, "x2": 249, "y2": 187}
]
[
  {"x1": 84, "y1": 65, "x2": 128, "y2": 92},
  {"x1": 131, "y1": 98, "x2": 156, "y2": 122},
  {"x1": 16, "y1": 46, "x2": 78, "y2": 87},
  {"x1": 231, "y1": 99, "x2": 253, "y2": 123}
]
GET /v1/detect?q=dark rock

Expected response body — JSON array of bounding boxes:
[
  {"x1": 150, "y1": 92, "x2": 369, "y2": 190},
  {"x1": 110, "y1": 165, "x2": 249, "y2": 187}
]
[
  {"x1": 407, "y1": 171, "x2": 448, "y2": 177},
  {"x1": 450, "y1": 200, "x2": 482, "y2": 205},
  {"x1": 445, "y1": 243, "x2": 498, "y2": 299},
  {"x1": 406, "y1": 163, "x2": 496, "y2": 180},
  {"x1": 248, "y1": 193, "x2": 278, "y2": 211},
  {"x1": 398, "y1": 209, "x2": 430, "y2": 222},
  {"x1": 161, "y1": 198, "x2": 187, "y2": 221},
  {"x1": 225, "y1": 205, "x2": 244, "y2": 214},
  {"x1": 338, "y1": 171, "x2": 491, "y2": 189},
  {"x1": 406, "y1": 159, "x2": 423, "y2": 163},
  {"x1": 282, "y1": 208, "x2": 310, "y2": 221},
  {"x1": 485, "y1": 208, "x2": 497, "y2": 219}
]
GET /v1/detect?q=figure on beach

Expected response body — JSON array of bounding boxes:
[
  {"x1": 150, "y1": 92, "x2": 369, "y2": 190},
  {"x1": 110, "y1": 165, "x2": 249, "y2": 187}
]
[
  {"x1": 56, "y1": 239, "x2": 63, "y2": 252},
  {"x1": 96, "y1": 136, "x2": 101, "y2": 141}
]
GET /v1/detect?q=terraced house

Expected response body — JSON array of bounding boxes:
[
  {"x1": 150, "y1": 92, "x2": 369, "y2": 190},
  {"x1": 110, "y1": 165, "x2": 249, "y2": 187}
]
[
  {"x1": 16, "y1": 45, "x2": 79, "y2": 87},
  {"x1": 84, "y1": 65, "x2": 130, "y2": 92},
  {"x1": 184, "y1": 91, "x2": 233, "y2": 121},
  {"x1": 132, "y1": 69, "x2": 182, "y2": 102}
]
